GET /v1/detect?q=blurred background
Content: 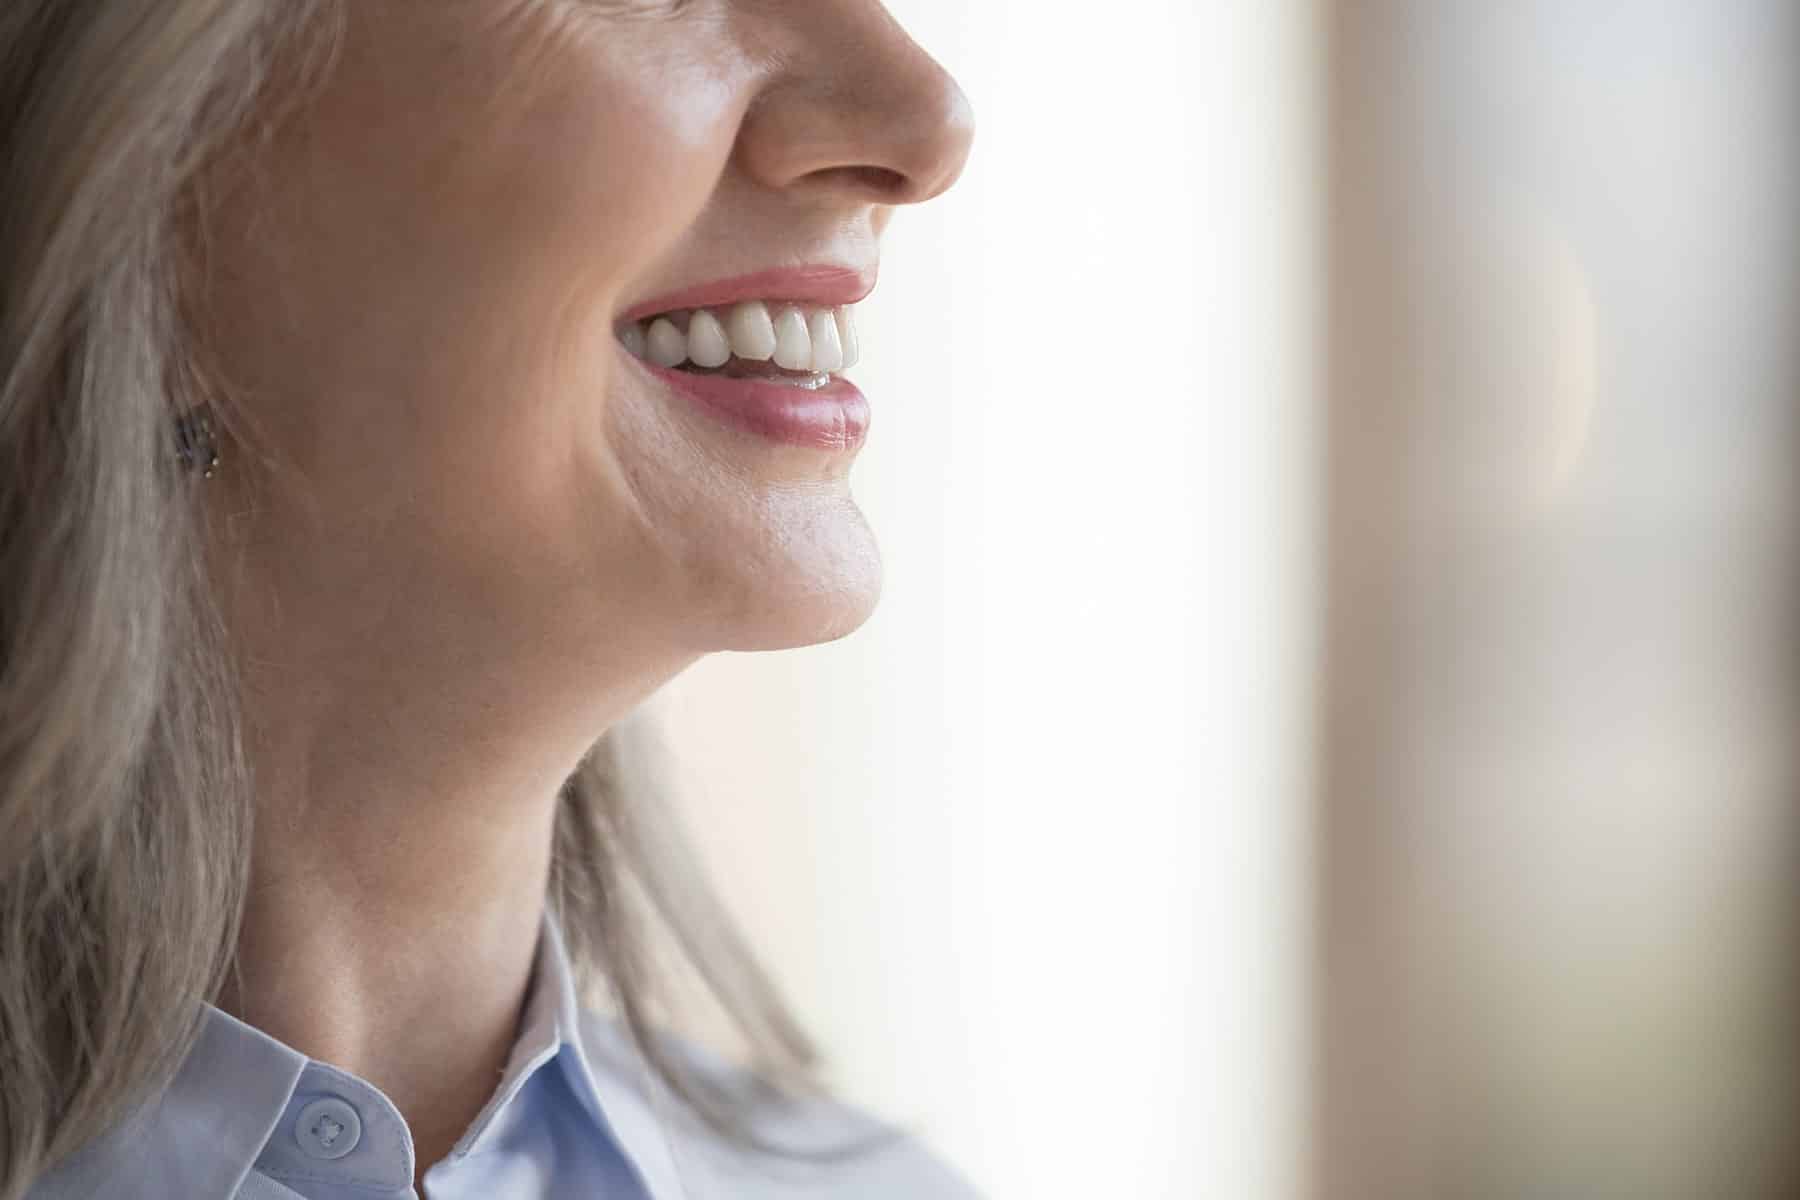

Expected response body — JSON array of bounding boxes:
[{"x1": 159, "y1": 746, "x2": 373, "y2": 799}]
[{"x1": 646, "y1": 2, "x2": 1799, "y2": 1197}]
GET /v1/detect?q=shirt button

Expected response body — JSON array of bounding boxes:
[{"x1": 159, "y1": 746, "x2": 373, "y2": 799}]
[{"x1": 294, "y1": 1095, "x2": 363, "y2": 1160}]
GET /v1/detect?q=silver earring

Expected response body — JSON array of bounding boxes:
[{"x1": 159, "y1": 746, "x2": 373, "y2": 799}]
[{"x1": 173, "y1": 408, "x2": 219, "y2": 479}]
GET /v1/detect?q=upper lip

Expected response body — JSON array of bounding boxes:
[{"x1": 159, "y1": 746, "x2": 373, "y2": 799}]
[{"x1": 618, "y1": 264, "x2": 877, "y2": 324}]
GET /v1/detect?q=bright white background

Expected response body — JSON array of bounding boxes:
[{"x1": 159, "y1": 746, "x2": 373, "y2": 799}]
[{"x1": 650, "y1": 3, "x2": 1321, "y2": 1197}]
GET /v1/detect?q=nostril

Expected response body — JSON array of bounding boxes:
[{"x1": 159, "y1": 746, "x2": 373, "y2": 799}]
[
  {"x1": 811, "y1": 164, "x2": 912, "y2": 201},
  {"x1": 732, "y1": 29, "x2": 974, "y2": 208}
]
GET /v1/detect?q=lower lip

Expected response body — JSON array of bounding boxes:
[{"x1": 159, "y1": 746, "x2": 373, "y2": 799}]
[{"x1": 635, "y1": 358, "x2": 870, "y2": 450}]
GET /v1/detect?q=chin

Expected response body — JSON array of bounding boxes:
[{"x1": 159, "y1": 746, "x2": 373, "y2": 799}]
[{"x1": 711, "y1": 550, "x2": 884, "y2": 652}]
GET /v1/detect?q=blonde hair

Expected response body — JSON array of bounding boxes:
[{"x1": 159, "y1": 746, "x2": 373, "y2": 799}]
[{"x1": 0, "y1": 3, "x2": 818, "y2": 1194}]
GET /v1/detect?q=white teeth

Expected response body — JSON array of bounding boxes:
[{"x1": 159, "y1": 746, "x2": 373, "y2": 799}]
[
  {"x1": 623, "y1": 302, "x2": 858, "y2": 376},
  {"x1": 646, "y1": 317, "x2": 687, "y2": 367},
  {"x1": 807, "y1": 309, "x2": 844, "y2": 372},
  {"x1": 619, "y1": 322, "x2": 647, "y2": 359},
  {"x1": 726, "y1": 301, "x2": 778, "y2": 361},
  {"x1": 771, "y1": 307, "x2": 812, "y2": 371},
  {"x1": 834, "y1": 307, "x2": 859, "y2": 370},
  {"x1": 686, "y1": 309, "x2": 732, "y2": 369}
]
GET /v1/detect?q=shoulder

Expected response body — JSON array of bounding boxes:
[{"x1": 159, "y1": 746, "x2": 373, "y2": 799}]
[{"x1": 576, "y1": 1010, "x2": 984, "y2": 1200}]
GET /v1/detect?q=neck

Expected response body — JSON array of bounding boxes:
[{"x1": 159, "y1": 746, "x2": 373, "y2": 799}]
[
  {"x1": 202, "y1": 495, "x2": 701, "y2": 1182},
  {"x1": 210, "y1": 642, "x2": 647, "y2": 1181},
  {"x1": 216, "y1": 746, "x2": 562, "y2": 1181}
]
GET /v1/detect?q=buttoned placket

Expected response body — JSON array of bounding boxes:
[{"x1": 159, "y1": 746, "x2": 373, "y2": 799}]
[{"x1": 250, "y1": 1059, "x2": 417, "y2": 1200}]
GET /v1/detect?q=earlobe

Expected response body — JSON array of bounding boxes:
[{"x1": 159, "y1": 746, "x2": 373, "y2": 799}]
[{"x1": 174, "y1": 407, "x2": 222, "y2": 479}]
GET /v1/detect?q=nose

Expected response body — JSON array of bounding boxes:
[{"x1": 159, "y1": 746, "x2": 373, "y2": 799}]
[{"x1": 733, "y1": 2, "x2": 975, "y2": 208}]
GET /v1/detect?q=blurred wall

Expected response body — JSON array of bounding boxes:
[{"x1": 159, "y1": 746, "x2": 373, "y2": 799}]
[
  {"x1": 649, "y1": 2, "x2": 1321, "y2": 1198},
  {"x1": 1316, "y1": 4, "x2": 1800, "y2": 1198}
]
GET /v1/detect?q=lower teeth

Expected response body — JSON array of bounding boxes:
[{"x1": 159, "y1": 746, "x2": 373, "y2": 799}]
[{"x1": 675, "y1": 362, "x2": 833, "y2": 390}]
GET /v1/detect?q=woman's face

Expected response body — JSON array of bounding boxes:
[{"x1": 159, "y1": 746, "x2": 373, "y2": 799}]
[{"x1": 201, "y1": 0, "x2": 971, "y2": 714}]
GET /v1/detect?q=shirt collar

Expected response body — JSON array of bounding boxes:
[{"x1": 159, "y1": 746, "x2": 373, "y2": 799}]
[
  {"x1": 540, "y1": 914, "x2": 693, "y2": 1200},
  {"x1": 437, "y1": 904, "x2": 686, "y2": 1200},
  {"x1": 30, "y1": 998, "x2": 310, "y2": 1200},
  {"x1": 34, "y1": 906, "x2": 691, "y2": 1200}
]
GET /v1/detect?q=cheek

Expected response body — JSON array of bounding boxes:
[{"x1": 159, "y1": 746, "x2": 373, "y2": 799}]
[
  {"x1": 450, "y1": 33, "x2": 746, "y2": 314},
  {"x1": 286, "y1": 13, "x2": 748, "y2": 361},
  {"x1": 402, "y1": 36, "x2": 748, "y2": 489},
  {"x1": 218, "y1": 20, "x2": 748, "y2": 490}
]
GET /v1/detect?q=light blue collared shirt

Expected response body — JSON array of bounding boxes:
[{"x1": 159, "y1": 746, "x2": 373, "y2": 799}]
[{"x1": 28, "y1": 909, "x2": 977, "y2": 1200}]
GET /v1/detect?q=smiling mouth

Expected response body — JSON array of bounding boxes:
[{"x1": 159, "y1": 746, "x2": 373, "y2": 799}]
[{"x1": 616, "y1": 300, "x2": 860, "y2": 391}]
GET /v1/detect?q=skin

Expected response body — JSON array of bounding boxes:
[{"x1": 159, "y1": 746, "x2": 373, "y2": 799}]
[{"x1": 198, "y1": 0, "x2": 971, "y2": 1183}]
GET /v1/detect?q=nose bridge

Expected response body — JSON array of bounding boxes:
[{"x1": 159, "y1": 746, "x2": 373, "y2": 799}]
[{"x1": 734, "y1": 0, "x2": 975, "y2": 207}]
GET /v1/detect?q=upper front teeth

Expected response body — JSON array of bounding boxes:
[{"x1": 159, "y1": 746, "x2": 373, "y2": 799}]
[
  {"x1": 687, "y1": 310, "x2": 732, "y2": 368},
  {"x1": 727, "y1": 301, "x2": 777, "y2": 360},
  {"x1": 807, "y1": 310, "x2": 844, "y2": 372},
  {"x1": 622, "y1": 301, "x2": 860, "y2": 374}
]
